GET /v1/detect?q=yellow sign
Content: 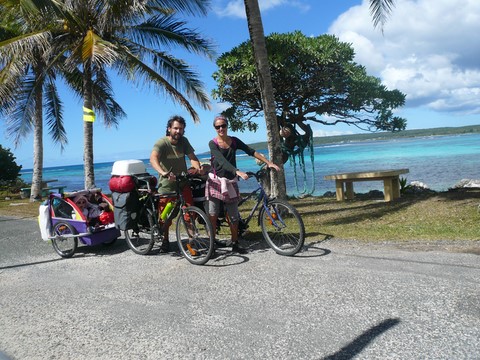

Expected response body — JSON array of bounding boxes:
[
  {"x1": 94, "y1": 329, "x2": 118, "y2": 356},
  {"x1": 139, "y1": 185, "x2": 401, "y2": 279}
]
[{"x1": 83, "y1": 107, "x2": 95, "y2": 122}]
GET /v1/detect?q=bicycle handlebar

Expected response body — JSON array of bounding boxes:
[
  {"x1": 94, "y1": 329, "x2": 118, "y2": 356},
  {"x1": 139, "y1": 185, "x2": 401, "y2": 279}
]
[{"x1": 245, "y1": 167, "x2": 270, "y2": 181}]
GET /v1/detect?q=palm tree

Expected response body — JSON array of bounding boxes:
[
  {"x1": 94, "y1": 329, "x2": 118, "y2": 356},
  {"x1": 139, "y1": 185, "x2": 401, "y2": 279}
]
[
  {"x1": 0, "y1": 4, "x2": 67, "y2": 200},
  {"x1": 52, "y1": 0, "x2": 215, "y2": 188},
  {"x1": 243, "y1": 0, "x2": 286, "y2": 199},
  {"x1": 0, "y1": 3, "x2": 125, "y2": 199}
]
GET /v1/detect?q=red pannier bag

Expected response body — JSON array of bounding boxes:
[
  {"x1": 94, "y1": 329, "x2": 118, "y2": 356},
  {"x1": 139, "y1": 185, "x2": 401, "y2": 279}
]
[{"x1": 109, "y1": 175, "x2": 136, "y2": 193}]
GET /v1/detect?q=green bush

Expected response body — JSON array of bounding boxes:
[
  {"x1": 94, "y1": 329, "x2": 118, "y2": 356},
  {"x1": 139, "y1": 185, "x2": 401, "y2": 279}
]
[{"x1": 0, "y1": 145, "x2": 23, "y2": 191}]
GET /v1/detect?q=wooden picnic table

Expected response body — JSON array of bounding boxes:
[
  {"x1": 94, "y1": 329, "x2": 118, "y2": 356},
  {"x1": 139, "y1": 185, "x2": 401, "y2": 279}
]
[
  {"x1": 20, "y1": 179, "x2": 66, "y2": 198},
  {"x1": 324, "y1": 169, "x2": 409, "y2": 202}
]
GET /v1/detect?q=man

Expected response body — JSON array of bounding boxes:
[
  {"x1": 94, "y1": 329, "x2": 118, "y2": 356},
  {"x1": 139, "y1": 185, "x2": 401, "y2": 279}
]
[{"x1": 150, "y1": 115, "x2": 203, "y2": 252}]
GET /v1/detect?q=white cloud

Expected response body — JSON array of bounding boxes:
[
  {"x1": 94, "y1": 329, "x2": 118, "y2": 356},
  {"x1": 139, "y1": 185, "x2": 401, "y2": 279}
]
[
  {"x1": 328, "y1": 0, "x2": 480, "y2": 115},
  {"x1": 213, "y1": 0, "x2": 309, "y2": 19}
]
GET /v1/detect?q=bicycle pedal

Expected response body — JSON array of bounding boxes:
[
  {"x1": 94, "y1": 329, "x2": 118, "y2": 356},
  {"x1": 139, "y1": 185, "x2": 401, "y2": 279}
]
[{"x1": 186, "y1": 243, "x2": 198, "y2": 256}]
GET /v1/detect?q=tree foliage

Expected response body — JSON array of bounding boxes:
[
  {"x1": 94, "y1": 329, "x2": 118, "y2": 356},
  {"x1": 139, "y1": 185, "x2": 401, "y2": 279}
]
[
  {"x1": 0, "y1": 144, "x2": 22, "y2": 183},
  {"x1": 213, "y1": 31, "x2": 407, "y2": 134}
]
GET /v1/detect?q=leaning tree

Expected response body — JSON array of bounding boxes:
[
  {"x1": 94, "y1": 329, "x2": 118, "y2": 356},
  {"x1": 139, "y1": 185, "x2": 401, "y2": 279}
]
[{"x1": 213, "y1": 31, "x2": 406, "y2": 194}]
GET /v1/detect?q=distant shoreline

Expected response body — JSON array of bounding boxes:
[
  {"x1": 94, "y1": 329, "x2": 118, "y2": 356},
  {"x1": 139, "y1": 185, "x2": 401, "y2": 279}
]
[{"x1": 248, "y1": 124, "x2": 480, "y2": 150}]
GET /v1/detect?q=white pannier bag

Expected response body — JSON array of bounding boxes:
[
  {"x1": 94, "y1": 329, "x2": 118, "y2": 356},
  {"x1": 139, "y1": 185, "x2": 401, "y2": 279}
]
[{"x1": 38, "y1": 203, "x2": 52, "y2": 241}]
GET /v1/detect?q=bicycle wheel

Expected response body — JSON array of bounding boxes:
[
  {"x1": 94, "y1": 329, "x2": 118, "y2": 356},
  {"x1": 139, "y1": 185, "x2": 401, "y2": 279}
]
[
  {"x1": 176, "y1": 206, "x2": 214, "y2": 265},
  {"x1": 51, "y1": 221, "x2": 78, "y2": 258},
  {"x1": 259, "y1": 200, "x2": 305, "y2": 256},
  {"x1": 125, "y1": 209, "x2": 156, "y2": 255}
]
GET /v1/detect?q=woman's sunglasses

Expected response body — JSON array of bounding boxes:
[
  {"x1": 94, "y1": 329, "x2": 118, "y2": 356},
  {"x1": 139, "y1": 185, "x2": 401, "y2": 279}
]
[{"x1": 215, "y1": 124, "x2": 227, "y2": 130}]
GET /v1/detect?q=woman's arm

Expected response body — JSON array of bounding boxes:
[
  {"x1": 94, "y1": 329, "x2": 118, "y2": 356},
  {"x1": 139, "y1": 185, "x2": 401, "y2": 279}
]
[
  {"x1": 253, "y1": 151, "x2": 281, "y2": 171},
  {"x1": 234, "y1": 137, "x2": 281, "y2": 171}
]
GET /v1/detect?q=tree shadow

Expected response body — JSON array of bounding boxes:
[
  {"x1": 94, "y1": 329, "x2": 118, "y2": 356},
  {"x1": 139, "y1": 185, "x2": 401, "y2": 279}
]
[
  {"x1": 322, "y1": 318, "x2": 401, "y2": 359},
  {"x1": 301, "y1": 200, "x2": 414, "y2": 226}
]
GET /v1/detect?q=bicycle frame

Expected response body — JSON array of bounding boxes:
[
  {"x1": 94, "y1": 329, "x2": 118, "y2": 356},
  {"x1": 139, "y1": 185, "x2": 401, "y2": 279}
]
[
  {"x1": 237, "y1": 184, "x2": 266, "y2": 227},
  {"x1": 239, "y1": 171, "x2": 287, "y2": 230},
  {"x1": 215, "y1": 169, "x2": 283, "y2": 235},
  {"x1": 134, "y1": 173, "x2": 196, "y2": 230}
]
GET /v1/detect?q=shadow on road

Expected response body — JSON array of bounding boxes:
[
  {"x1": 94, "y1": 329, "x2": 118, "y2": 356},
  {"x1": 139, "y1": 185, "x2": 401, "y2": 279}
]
[{"x1": 322, "y1": 318, "x2": 401, "y2": 360}]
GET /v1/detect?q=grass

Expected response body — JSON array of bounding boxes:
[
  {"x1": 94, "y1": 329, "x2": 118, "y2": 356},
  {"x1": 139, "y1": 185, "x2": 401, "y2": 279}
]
[
  {"x1": 233, "y1": 190, "x2": 480, "y2": 245},
  {"x1": 2, "y1": 189, "x2": 480, "y2": 245}
]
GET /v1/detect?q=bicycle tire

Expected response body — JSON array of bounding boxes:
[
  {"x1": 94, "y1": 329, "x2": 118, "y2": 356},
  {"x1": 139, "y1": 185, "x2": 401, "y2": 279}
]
[
  {"x1": 125, "y1": 209, "x2": 156, "y2": 255},
  {"x1": 259, "y1": 199, "x2": 305, "y2": 256},
  {"x1": 176, "y1": 206, "x2": 214, "y2": 265},
  {"x1": 51, "y1": 221, "x2": 78, "y2": 258}
]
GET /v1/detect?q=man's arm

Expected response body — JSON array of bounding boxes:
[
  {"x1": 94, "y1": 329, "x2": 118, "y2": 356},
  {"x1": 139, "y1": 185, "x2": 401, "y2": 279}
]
[
  {"x1": 150, "y1": 150, "x2": 170, "y2": 178},
  {"x1": 187, "y1": 153, "x2": 203, "y2": 174}
]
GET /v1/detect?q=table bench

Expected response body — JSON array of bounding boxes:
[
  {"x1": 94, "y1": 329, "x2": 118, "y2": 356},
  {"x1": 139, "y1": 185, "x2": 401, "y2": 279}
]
[
  {"x1": 324, "y1": 169, "x2": 409, "y2": 202},
  {"x1": 20, "y1": 180, "x2": 66, "y2": 199}
]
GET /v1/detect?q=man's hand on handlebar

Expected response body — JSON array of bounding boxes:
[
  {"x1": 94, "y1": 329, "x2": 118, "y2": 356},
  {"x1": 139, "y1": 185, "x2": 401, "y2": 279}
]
[
  {"x1": 187, "y1": 165, "x2": 206, "y2": 176},
  {"x1": 163, "y1": 172, "x2": 176, "y2": 182}
]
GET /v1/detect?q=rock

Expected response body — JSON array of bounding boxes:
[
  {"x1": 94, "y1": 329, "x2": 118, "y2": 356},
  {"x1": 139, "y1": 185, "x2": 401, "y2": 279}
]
[
  {"x1": 355, "y1": 190, "x2": 384, "y2": 199},
  {"x1": 410, "y1": 181, "x2": 429, "y2": 189},
  {"x1": 403, "y1": 181, "x2": 435, "y2": 195},
  {"x1": 367, "y1": 190, "x2": 384, "y2": 198},
  {"x1": 323, "y1": 191, "x2": 336, "y2": 198},
  {"x1": 450, "y1": 179, "x2": 480, "y2": 189}
]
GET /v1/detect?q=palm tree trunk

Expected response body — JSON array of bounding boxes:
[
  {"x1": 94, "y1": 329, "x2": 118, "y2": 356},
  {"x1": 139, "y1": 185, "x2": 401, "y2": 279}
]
[
  {"x1": 243, "y1": 0, "x2": 286, "y2": 199},
  {"x1": 30, "y1": 66, "x2": 44, "y2": 201},
  {"x1": 83, "y1": 60, "x2": 95, "y2": 189}
]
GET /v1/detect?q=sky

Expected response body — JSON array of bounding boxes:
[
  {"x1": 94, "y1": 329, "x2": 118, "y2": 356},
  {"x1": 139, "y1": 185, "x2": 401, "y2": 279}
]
[{"x1": 1, "y1": 0, "x2": 480, "y2": 169}]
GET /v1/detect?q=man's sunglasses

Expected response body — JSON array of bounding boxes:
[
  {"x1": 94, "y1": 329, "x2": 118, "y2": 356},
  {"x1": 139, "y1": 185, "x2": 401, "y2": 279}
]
[{"x1": 215, "y1": 124, "x2": 227, "y2": 130}]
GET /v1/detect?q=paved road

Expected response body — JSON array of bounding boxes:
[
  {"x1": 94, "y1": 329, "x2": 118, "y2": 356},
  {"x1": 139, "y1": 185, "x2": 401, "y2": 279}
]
[{"x1": 1, "y1": 216, "x2": 479, "y2": 360}]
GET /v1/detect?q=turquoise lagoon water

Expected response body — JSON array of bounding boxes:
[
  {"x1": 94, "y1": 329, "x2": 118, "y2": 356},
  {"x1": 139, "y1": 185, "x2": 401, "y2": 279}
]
[{"x1": 20, "y1": 133, "x2": 480, "y2": 197}]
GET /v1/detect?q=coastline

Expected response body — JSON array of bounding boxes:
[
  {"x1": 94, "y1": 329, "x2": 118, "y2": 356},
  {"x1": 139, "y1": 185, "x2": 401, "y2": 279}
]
[
  {"x1": 18, "y1": 128, "x2": 480, "y2": 195},
  {"x1": 249, "y1": 124, "x2": 480, "y2": 150}
]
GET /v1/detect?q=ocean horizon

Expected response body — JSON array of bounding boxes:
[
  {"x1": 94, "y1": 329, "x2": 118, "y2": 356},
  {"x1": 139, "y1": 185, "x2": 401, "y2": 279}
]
[{"x1": 20, "y1": 133, "x2": 480, "y2": 197}]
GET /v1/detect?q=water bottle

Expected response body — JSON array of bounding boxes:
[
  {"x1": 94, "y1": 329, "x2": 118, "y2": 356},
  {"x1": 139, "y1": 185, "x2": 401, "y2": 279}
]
[{"x1": 160, "y1": 202, "x2": 174, "y2": 221}]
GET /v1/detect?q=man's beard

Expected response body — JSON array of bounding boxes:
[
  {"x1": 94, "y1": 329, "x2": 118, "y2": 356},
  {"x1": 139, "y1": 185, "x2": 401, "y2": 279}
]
[{"x1": 171, "y1": 132, "x2": 183, "y2": 141}]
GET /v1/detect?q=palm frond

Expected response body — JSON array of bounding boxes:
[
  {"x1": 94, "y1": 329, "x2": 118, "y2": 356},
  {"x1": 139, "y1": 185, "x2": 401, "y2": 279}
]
[
  {"x1": 82, "y1": 29, "x2": 118, "y2": 65},
  {"x1": 91, "y1": 66, "x2": 126, "y2": 127},
  {"x1": 120, "y1": 50, "x2": 202, "y2": 122},
  {"x1": 44, "y1": 77, "x2": 67, "y2": 149},
  {"x1": 369, "y1": 0, "x2": 395, "y2": 31},
  {"x1": 119, "y1": 45, "x2": 210, "y2": 110},
  {"x1": 126, "y1": 14, "x2": 216, "y2": 59},
  {"x1": 146, "y1": 0, "x2": 210, "y2": 17},
  {"x1": 5, "y1": 73, "x2": 36, "y2": 146}
]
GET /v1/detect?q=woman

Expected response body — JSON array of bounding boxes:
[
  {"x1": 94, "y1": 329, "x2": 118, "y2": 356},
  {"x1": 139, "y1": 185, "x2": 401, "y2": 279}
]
[{"x1": 206, "y1": 115, "x2": 281, "y2": 254}]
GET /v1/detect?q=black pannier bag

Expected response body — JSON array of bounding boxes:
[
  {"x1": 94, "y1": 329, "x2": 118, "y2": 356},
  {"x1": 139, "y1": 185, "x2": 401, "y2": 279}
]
[
  {"x1": 191, "y1": 177, "x2": 207, "y2": 212},
  {"x1": 112, "y1": 191, "x2": 139, "y2": 231}
]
